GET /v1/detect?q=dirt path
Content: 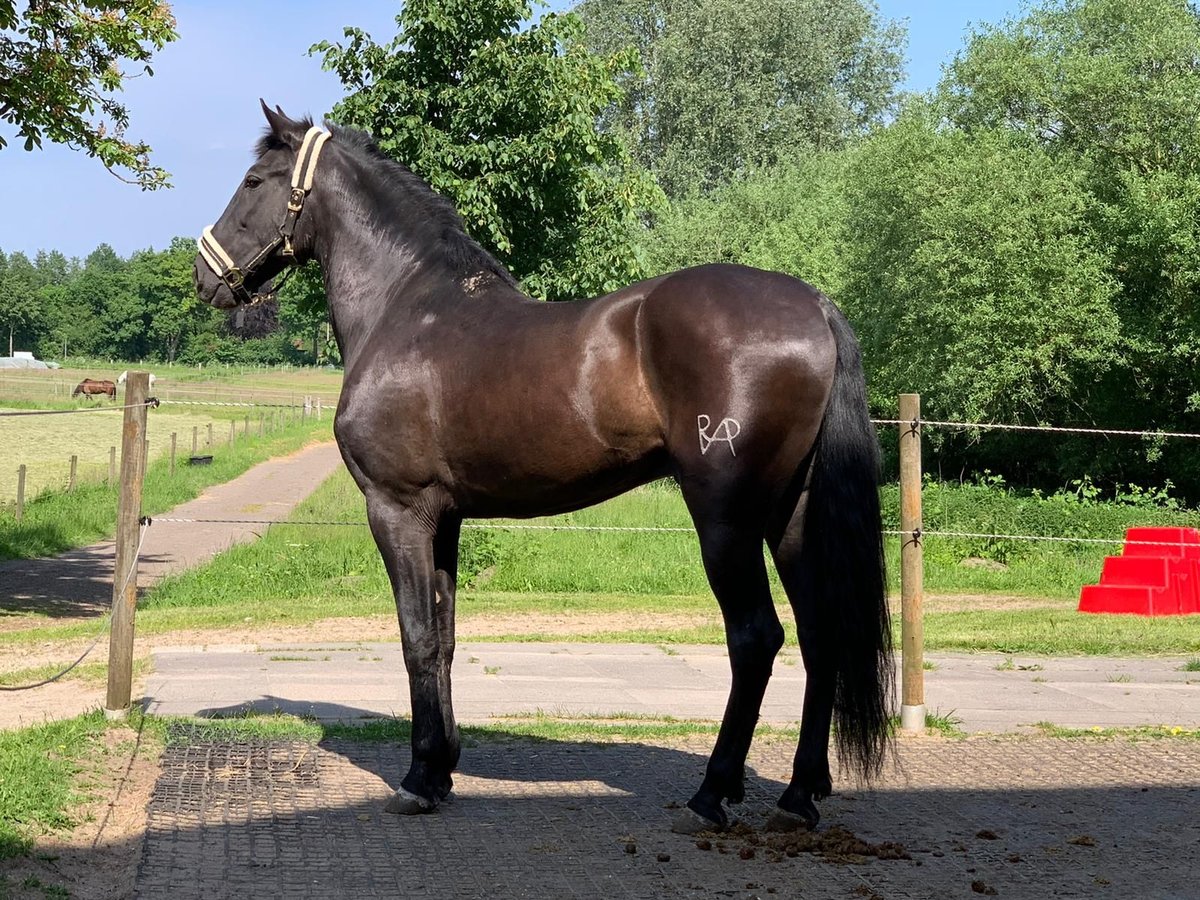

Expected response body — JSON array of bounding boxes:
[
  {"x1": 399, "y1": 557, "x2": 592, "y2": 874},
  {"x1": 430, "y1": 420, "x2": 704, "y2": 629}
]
[{"x1": 0, "y1": 441, "x2": 344, "y2": 621}]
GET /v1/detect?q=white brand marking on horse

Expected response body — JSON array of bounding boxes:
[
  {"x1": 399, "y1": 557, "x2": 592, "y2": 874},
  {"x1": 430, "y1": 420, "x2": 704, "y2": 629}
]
[{"x1": 697, "y1": 415, "x2": 741, "y2": 457}]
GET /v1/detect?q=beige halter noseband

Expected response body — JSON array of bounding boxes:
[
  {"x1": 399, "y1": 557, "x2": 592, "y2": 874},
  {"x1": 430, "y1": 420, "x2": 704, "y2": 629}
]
[{"x1": 198, "y1": 126, "x2": 331, "y2": 305}]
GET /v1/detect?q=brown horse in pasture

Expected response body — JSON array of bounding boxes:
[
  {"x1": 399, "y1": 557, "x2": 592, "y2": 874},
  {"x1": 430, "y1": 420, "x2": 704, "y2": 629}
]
[
  {"x1": 192, "y1": 103, "x2": 893, "y2": 835},
  {"x1": 72, "y1": 378, "x2": 116, "y2": 400}
]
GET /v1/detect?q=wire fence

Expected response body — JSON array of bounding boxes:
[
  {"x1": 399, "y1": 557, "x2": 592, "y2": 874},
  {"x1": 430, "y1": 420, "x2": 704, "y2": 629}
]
[
  {"x1": 7, "y1": 397, "x2": 1200, "y2": 698},
  {"x1": 110, "y1": 410, "x2": 1200, "y2": 548},
  {"x1": 0, "y1": 398, "x2": 159, "y2": 418},
  {"x1": 0, "y1": 395, "x2": 322, "y2": 514},
  {"x1": 141, "y1": 516, "x2": 1200, "y2": 550},
  {"x1": 871, "y1": 417, "x2": 1200, "y2": 440}
]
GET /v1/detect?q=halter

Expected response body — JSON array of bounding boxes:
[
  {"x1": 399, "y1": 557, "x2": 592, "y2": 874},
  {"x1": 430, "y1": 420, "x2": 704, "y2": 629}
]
[{"x1": 198, "y1": 126, "x2": 331, "y2": 305}]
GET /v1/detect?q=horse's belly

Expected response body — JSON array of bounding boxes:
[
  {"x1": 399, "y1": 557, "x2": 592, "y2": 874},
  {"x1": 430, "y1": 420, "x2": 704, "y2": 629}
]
[{"x1": 454, "y1": 443, "x2": 671, "y2": 518}]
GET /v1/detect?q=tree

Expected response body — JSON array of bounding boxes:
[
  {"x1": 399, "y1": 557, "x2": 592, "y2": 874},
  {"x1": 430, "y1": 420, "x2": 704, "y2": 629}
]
[
  {"x1": 936, "y1": 0, "x2": 1200, "y2": 485},
  {"x1": 841, "y1": 105, "x2": 1120, "y2": 427},
  {"x1": 575, "y1": 0, "x2": 905, "y2": 196},
  {"x1": 643, "y1": 152, "x2": 851, "y2": 292},
  {"x1": 0, "y1": 249, "x2": 42, "y2": 356},
  {"x1": 128, "y1": 236, "x2": 197, "y2": 363},
  {"x1": 278, "y1": 263, "x2": 337, "y2": 365},
  {"x1": 0, "y1": 0, "x2": 177, "y2": 189},
  {"x1": 312, "y1": 0, "x2": 664, "y2": 300}
]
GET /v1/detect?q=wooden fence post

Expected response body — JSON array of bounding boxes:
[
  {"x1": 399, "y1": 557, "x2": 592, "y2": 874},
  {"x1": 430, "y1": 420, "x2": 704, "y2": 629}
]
[
  {"x1": 170, "y1": 432, "x2": 177, "y2": 476},
  {"x1": 207, "y1": 422, "x2": 213, "y2": 447},
  {"x1": 68, "y1": 455, "x2": 78, "y2": 491},
  {"x1": 229, "y1": 420, "x2": 236, "y2": 444},
  {"x1": 244, "y1": 414, "x2": 249, "y2": 436},
  {"x1": 109, "y1": 446, "x2": 117, "y2": 484},
  {"x1": 898, "y1": 393, "x2": 926, "y2": 733},
  {"x1": 15, "y1": 465, "x2": 25, "y2": 522},
  {"x1": 258, "y1": 414, "x2": 264, "y2": 436},
  {"x1": 192, "y1": 426, "x2": 198, "y2": 455},
  {"x1": 106, "y1": 371, "x2": 150, "y2": 716}
]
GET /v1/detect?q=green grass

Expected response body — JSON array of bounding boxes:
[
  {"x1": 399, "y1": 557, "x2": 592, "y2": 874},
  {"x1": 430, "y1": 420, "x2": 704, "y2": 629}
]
[
  {"x1": 0, "y1": 415, "x2": 331, "y2": 561},
  {"x1": 916, "y1": 709, "x2": 964, "y2": 737},
  {"x1": 6, "y1": 467, "x2": 1199, "y2": 656},
  {"x1": 148, "y1": 709, "x2": 793, "y2": 747},
  {"x1": 1032, "y1": 722, "x2": 1200, "y2": 740},
  {"x1": 142, "y1": 467, "x2": 1200, "y2": 603},
  {"x1": 1181, "y1": 659, "x2": 1200, "y2": 672},
  {"x1": 0, "y1": 711, "x2": 108, "y2": 859}
]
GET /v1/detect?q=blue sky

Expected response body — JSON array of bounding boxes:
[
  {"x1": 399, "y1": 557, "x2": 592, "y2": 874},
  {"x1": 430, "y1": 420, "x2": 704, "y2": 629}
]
[{"x1": 0, "y1": 0, "x2": 1022, "y2": 261}]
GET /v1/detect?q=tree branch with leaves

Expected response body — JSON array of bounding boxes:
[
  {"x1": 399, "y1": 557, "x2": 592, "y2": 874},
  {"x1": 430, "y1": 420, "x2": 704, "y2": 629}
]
[{"x1": 0, "y1": 0, "x2": 178, "y2": 189}]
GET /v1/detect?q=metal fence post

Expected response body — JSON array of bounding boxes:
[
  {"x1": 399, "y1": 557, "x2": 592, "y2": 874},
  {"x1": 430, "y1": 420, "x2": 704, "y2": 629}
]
[{"x1": 899, "y1": 393, "x2": 926, "y2": 733}]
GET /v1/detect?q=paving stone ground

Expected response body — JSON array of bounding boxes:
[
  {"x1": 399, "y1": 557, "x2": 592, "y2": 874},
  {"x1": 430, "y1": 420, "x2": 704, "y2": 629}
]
[{"x1": 135, "y1": 734, "x2": 1200, "y2": 899}]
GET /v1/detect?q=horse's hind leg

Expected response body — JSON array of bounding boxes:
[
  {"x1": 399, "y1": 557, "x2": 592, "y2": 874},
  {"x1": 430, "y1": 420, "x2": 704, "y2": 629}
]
[
  {"x1": 673, "y1": 492, "x2": 784, "y2": 832},
  {"x1": 768, "y1": 495, "x2": 835, "y2": 829}
]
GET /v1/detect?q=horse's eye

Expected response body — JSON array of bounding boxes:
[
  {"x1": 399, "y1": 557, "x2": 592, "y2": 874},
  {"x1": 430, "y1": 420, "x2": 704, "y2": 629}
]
[{"x1": 244, "y1": 175, "x2": 263, "y2": 189}]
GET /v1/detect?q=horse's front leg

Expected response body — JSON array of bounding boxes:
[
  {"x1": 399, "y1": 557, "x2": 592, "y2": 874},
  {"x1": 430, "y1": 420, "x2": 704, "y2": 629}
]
[{"x1": 364, "y1": 491, "x2": 459, "y2": 814}]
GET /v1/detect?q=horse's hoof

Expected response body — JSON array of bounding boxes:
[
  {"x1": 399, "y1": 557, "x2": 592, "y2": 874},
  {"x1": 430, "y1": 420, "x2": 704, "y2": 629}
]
[
  {"x1": 671, "y1": 805, "x2": 723, "y2": 835},
  {"x1": 384, "y1": 787, "x2": 437, "y2": 815},
  {"x1": 767, "y1": 802, "x2": 818, "y2": 832}
]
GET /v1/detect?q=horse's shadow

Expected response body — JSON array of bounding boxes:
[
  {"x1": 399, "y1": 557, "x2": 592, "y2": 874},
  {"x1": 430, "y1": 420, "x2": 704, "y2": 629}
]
[
  {"x1": 189, "y1": 697, "x2": 784, "y2": 807},
  {"x1": 0, "y1": 543, "x2": 172, "y2": 619}
]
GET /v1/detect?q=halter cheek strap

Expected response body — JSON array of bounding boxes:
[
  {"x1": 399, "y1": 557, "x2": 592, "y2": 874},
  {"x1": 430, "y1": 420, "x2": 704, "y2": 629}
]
[{"x1": 198, "y1": 126, "x2": 331, "y2": 305}]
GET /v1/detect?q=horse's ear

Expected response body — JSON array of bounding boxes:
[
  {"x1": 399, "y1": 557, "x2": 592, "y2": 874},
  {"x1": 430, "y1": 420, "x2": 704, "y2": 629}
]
[{"x1": 260, "y1": 99, "x2": 306, "y2": 149}]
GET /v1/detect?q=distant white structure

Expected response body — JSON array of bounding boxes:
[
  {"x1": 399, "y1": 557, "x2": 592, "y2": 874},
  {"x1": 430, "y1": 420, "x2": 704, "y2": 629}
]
[
  {"x1": 0, "y1": 354, "x2": 55, "y2": 369},
  {"x1": 117, "y1": 370, "x2": 157, "y2": 386}
]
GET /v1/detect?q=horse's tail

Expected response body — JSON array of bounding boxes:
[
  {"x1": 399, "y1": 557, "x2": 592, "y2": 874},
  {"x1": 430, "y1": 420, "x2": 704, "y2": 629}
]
[{"x1": 802, "y1": 297, "x2": 893, "y2": 781}]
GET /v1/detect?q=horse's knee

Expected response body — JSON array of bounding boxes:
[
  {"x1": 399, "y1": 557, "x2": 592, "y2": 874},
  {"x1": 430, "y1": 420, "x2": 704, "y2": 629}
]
[{"x1": 727, "y1": 618, "x2": 785, "y2": 674}]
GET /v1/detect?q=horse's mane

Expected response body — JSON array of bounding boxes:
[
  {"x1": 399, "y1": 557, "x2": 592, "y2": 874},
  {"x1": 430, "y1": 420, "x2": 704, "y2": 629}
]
[{"x1": 257, "y1": 120, "x2": 518, "y2": 291}]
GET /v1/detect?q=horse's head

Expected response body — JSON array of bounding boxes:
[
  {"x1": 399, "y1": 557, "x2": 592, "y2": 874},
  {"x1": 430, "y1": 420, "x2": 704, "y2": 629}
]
[{"x1": 193, "y1": 102, "x2": 331, "y2": 310}]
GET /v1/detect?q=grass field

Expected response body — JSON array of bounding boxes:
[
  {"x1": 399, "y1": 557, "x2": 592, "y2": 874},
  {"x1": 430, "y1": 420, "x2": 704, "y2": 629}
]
[
  {"x1": 2, "y1": 467, "x2": 1191, "y2": 655},
  {"x1": 0, "y1": 401, "x2": 295, "y2": 504},
  {"x1": 0, "y1": 361, "x2": 343, "y2": 408}
]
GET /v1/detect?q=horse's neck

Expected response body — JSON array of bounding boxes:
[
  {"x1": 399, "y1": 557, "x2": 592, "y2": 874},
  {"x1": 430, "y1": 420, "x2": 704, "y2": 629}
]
[
  {"x1": 307, "y1": 159, "x2": 508, "y2": 369},
  {"x1": 312, "y1": 173, "x2": 446, "y2": 368}
]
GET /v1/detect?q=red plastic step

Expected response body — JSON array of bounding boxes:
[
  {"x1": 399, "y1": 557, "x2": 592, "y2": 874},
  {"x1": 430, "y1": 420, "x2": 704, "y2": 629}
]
[
  {"x1": 1100, "y1": 556, "x2": 1170, "y2": 587},
  {"x1": 1079, "y1": 527, "x2": 1200, "y2": 616},
  {"x1": 1079, "y1": 582, "x2": 1182, "y2": 616},
  {"x1": 1122, "y1": 527, "x2": 1200, "y2": 558}
]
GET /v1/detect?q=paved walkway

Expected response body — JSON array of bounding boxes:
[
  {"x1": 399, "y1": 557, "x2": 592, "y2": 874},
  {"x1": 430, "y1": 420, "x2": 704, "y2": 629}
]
[
  {"x1": 135, "y1": 731, "x2": 1200, "y2": 899},
  {"x1": 135, "y1": 643, "x2": 1200, "y2": 898},
  {"x1": 144, "y1": 642, "x2": 1200, "y2": 734}
]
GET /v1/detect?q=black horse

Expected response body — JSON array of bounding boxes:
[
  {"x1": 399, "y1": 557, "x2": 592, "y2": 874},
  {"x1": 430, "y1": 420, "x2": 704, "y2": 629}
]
[{"x1": 193, "y1": 103, "x2": 892, "y2": 833}]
